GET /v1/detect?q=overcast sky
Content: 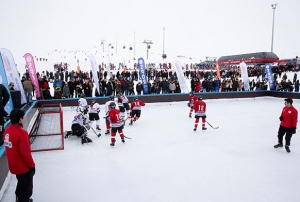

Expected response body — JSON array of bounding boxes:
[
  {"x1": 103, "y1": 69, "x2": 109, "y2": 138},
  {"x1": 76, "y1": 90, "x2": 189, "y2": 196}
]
[{"x1": 1, "y1": 0, "x2": 299, "y2": 63}]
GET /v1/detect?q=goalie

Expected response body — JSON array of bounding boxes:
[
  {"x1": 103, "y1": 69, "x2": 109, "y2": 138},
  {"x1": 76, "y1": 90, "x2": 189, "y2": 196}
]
[{"x1": 65, "y1": 112, "x2": 93, "y2": 144}]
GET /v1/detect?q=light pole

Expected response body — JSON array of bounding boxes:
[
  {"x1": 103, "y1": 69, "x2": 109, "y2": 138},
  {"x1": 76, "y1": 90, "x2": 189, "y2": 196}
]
[
  {"x1": 271, "y1": 3, "x2": 277, "y2": 53},
  {"x1": 143, "y1": 40, "x2": 153, "y2": 59},
  {"x1": 101, "y1": 40, "x2": 106, "y2": 52}
]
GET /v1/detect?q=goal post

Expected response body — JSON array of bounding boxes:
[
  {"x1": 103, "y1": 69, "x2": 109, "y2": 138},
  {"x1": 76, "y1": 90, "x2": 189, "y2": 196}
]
[{"x1": 29, "y1": 103, "x2": 64, "y2": 152}]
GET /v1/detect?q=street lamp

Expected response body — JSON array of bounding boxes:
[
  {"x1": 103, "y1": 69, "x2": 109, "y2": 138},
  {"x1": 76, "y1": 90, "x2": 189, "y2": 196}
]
[
  {"x1": 101, "y1": 40, "x2": 106, "y2": 52},
  {"x1": 143, "y1": 40, "x2": 153, "y2": 59},
  {"x1": 271, "y1": 3, "x2": 277, "y2": 53}
]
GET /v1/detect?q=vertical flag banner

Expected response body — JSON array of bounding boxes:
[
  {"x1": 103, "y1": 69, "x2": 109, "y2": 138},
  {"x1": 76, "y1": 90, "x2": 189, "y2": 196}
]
[
  {"x1": 137, "y1": 58, "x2": 148, "y2": 94},
  {"x1": 240, "y1": 62, "x2": 250, "y2": 91},
  {"x1": 0, "y1": 54, "x2": 14, "y2": 114},
  {"x1": 89, "y1": 55, "x2": 100, "y2": 95},
  {"x1": 264, "y1": 63, "x2": 275, "y2": 90},
  {"x1": 0, "y1": 48, "x2": 27, "y2": 105},
  {"x1": 24, "y1": 53, "x2": 41, "y2": 98},
  {"x1": 215, "y1": 62, "x2": 222, "y2": 91},
  {"x1": 173, "y1": 60, "x2": 189, "y2": 93}
]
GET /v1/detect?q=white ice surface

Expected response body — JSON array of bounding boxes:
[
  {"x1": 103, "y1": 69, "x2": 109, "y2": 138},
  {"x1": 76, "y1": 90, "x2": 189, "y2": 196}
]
[{"x1": 1, "y1": 97, "x2": 300, "y2": 202}]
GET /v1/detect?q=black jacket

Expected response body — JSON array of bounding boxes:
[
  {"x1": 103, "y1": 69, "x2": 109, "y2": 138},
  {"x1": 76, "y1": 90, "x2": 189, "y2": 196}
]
[{"x1": 0, "y1": 84, "x2": 10, "y2": 109}]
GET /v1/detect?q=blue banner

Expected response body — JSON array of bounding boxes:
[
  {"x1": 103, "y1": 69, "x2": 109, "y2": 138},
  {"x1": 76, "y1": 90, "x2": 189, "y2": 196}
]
[
  {"x1": 138, "y1": 58, "x2": 149, "y2": 94},
  {"x1": 264, "y1": 63, "x2": 275, "y2": 90},
  {"x1": 0, "y1": 53, "x2": 14, "y2": 114}
]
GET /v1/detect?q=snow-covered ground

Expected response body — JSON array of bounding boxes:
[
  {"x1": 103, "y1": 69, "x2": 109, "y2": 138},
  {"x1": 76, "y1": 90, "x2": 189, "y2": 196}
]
[{"x1": 1, "y1": 97, "x2": 300, "y2": 202}]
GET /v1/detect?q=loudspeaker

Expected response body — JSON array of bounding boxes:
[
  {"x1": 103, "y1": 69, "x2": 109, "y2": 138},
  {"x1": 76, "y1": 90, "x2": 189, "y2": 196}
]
[{"x1": 10, "y1": 91, "x2": 21, "y2": 109}]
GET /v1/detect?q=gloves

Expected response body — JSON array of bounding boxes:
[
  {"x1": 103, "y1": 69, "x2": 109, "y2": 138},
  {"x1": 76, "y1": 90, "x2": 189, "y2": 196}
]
[
  {"x1": 279, "y1": 116, "x2": 284, "y2": 121},
  {"x1": 28, "y1": 167, "x2": 35, "y2": 178},
  {"x1": 187, "y1": 103, "x2": 190, "y2": 107},
  {"x1": 291, "y1": 127, "x2": 296, "y2": 134}
]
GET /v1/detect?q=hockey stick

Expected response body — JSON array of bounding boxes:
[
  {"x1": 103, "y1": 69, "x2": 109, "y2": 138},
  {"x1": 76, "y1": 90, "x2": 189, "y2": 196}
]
[
  {"x1": 90, "y1": 126, "x2": 101, "y2": 138},
  {"x1": 123, "y1": 135, "x2": 132, "y2": 139},
  {"x1": 206, "y1": 121, "x2": 219, "y2": 129}
]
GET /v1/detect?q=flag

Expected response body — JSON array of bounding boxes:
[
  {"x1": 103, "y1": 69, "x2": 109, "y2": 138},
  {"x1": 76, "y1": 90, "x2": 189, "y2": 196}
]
[
  {"x1": 240, "y1": 62, "x2": 250, "y2": 91},
  {"x1": 89, "y1": 55, "x2": 100, "y2": 95},
  {"x1": 264, "y1": 63, "x2": 275, "y2": 90},
  {"x1": 24, "y1": 53, "x2": 41, "y2": 98},
  {"x1": 0, "y1": 48, "x2": 27, "y2": 105},
  {"x1": 0, "y1": 53, "x2": 14, "y2": 114},
  {"x1": 137, "y1": 58, "x2": 148, "y2": 94},
  {"x1": 173, "y1": 60, "x2": 189, "y2": 93}
]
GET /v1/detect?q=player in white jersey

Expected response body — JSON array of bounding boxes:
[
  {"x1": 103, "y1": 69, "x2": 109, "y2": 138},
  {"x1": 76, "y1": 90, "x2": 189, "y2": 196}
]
[
  {"x1": 88, "y1": 99, "x2": 101, "y2": 130},
  {"x1": 65, "y1": 112, "x2": 93, "y2": 144},
  {"x1": 78, "y1": 94, "x2": 88, "y2": 115},
  {"x1": 104, "y1": 95, "x2": 116, "y2": 135},
  {"x1": 117, "y1": 92, "x2": 130, "y2": 119}
]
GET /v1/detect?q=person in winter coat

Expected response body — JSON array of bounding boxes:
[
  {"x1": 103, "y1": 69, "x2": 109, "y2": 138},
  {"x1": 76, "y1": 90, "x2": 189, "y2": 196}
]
[
  {"x1": 168, "y1": 80, "x2": 176, "y2": 93},
  {"x1": 43, "y1": 87, "x2": 52, "y2": 99},
  {"x1": 274, "y1": 98, "x2": 298, "y2": 153},
  {"x1": 136, "y1": 81, "x2": 143, "y2": 95},
  {"x1": 54, "y1": 86, "x2": 62, "y2": 99},
  {"x1": 62, "y1": 82, "x2": 70, "y2": 98},
  {"x1": 3, "y1": 109, "x2": 35, "y2": 202}
]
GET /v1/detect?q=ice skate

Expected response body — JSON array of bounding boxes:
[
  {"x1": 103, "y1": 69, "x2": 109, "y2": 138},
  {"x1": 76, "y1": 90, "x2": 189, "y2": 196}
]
[
  {"x1": 121, "y1": 138, "x2": 125, "y2": 143},
  {"x1": 202, "y1": 127, "x2": 207, "y2": 130},
  {"x1": 285, "y1": 145, "x2": 291, "y2": 153},
  {"x1": 110, "y1": 140, "x2": 115, "y2": 147},
  {"x1": 105, "y1": 130, "x2": 110, "y2": 135},
  {"x1": 274, "y1": 143, "x2": 283, "y2": 148},
  {"x1": 96, "y1": 126, "x2": 101, "y2": 131},
  {"x1": 193, "y1": 128, "x2": 197, "y2": 131},
  {"x1": 189, "y1": 115, "x2": 192, "y2": 118}
]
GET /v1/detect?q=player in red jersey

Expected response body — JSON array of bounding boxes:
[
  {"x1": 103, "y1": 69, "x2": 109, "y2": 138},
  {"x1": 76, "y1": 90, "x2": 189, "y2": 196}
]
[
  {"x1": 188, "y1": 92, "x2": 198, "y2": 118},
  {"x1": 274, "y1": 98, "x2": 298, "y2": 153},
  {"x1": 129, "y1": 97, "x2": 146, "y2": 125},
  {"x1": 193, "y1": 95, "x2": 207, "y2": 131},
  {"x1": 108, "y1": 102, "x2": 125, "y2": 147}
]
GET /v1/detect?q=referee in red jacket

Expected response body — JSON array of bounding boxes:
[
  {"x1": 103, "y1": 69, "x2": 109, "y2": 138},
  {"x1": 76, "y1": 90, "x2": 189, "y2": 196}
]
[{"x1": 3, "y1": 109, "x2": 35, "y2": 202}]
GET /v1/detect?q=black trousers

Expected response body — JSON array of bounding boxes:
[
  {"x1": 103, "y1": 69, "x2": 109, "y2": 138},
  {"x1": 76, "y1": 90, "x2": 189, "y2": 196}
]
[
  {"x1": 278, "y1": 126, "x2": 293, "y2": 146},
  {"x1": 15, "y1": 171, "x2": 33, "y2": 202}
]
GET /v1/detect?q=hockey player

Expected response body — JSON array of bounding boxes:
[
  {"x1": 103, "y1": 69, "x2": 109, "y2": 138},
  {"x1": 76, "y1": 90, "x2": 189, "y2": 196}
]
[
  {"x1": 88, "y1": 99, "x2": 101, "y2": 131},
  {"x1": 129, "y1": 97, "x2": 145, "y2": 125},
  {"x1": 108, "y1": 102, "x2": 125, "y2": 147},
  {"x1": 117, "y1": 93, "x2": 130, "y2": 119},
  {"x1": 65, "y1": 112, "x2": 93, "y2": 144},
  {"x1": 188, "y1": 92, "x2": 197, "y2": 118},
  {"x1": 78, "y1": 94, "x2": 88, "y2": 115},
  {"x1": 104, "y1": 95, "x2": 116, "y2": 135},
  {"x1": 193, "y1": 95, "x2": 207, "y2": 131},
  {"x1": 274, "y1": 98, "x2": 298, "y2": 153}
]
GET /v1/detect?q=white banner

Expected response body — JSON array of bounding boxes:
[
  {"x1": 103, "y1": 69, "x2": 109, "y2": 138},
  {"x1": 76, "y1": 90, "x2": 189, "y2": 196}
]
[
  {"x1": 240, "y1": 62, "x2": 250, "y2": 91},
  {"x1": 173, "y1": 60, "x2": 189, "y2": 93},
  {"x1": 0, "y1": 48, "x2": 27, "y2": 104},
  {"x1": 89, "y1": 55, "x2": 100, "y2": 95}
]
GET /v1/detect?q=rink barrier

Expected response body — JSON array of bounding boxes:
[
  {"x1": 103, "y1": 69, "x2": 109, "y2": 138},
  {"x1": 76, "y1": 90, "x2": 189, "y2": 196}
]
[
  {"x1": 35, "y1": 90, "x2": 300, "y2": 107},
  {"x1": 0, "y1": 90, "x2": 299, "y2": 200}
]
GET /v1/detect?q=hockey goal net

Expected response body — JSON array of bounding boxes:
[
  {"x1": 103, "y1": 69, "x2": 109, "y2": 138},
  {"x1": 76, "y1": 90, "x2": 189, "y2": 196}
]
[{"x1": 29, "y1": 103, "x2": 64, "y2": 152}]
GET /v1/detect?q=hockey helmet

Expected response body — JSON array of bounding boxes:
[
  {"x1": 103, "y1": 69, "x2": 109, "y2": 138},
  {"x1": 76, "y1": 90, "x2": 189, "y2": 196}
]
[
  {"x1": 117, "y1": 93, "x2": 122, "y2": 98},
  {"x1": 198, "y1": 95, "x2": 203, "y2": 100},
  {"x1": 91, "y1": 99, "x2": 96, "y2": 103},
  {"x1": 81, "y1": 93, "x2": 86, "y2": 98},
  {"x1": 110, "y1": 102, "x2": 116, "y2": 109},
  {"x1": 133, "y1": 97, "x2": 138, "y2": 101},
  {"x1": 189, "y1": 92, "x2": 194, "y2": 96},
  {"x1": 109, "y1": 95, "x2": 114, "y2": 101}
]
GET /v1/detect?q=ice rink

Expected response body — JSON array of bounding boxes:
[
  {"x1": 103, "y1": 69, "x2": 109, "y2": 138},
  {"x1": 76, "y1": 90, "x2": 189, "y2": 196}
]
[{"x1": 1, "y1": 97, "x2": 300, "y2": 202}]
